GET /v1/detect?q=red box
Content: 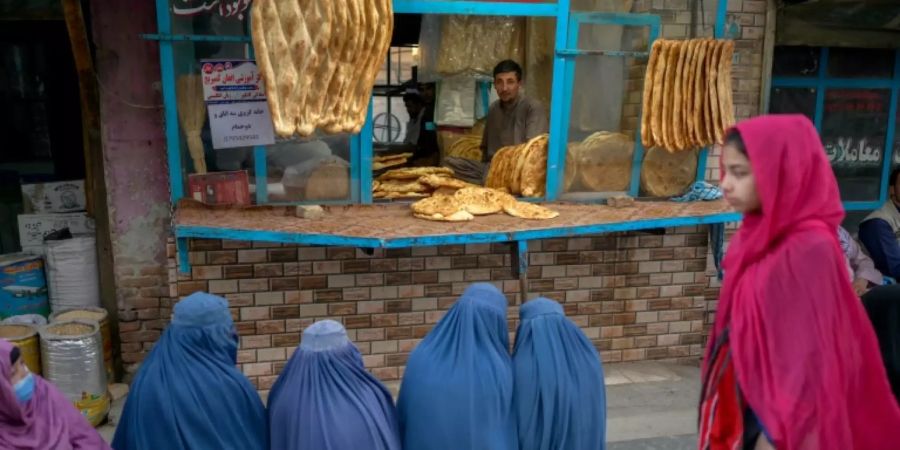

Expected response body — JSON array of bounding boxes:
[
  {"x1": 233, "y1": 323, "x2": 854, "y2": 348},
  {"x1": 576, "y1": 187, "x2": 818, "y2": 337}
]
[{"x1": 188, "y1": 171, "x2": 251, "y2": 206}]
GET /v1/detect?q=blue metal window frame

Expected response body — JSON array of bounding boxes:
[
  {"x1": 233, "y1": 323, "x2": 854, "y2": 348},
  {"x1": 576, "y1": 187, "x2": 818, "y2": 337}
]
[
  {"x1": 771, "y1": 47, "x2": 900, "y2": 211},
  {"x1": 149, "y1": 0, "x2": 738, "y2": 273}
]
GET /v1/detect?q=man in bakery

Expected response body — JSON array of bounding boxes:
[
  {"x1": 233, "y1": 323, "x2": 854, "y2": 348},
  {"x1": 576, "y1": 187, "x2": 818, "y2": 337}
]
[
  {"x1": 444, "y1": 60, "x2": 548, "y2": 184},
  {"x1": 402, "y1": 91, "x2": 439, "y2": 166}
]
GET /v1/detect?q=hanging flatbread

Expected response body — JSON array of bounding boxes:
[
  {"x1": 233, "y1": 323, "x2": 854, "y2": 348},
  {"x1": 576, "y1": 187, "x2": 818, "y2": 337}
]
[
  {"x1": 641, "y1": 39, "x2": 664, "y2": 148},
  {"x1": 377, "y1": 166, "x2": 453, "y2": 181},
  {"x1": 672, "y1": 40, "x2": 690, "y2": 151},
  {"x1": 640, "y1": 146, "x2": 698, "y2": 197},
  {"x1": 650, "y1": 40, "x2": 669, "y2": 147},
  {"x1": 410, "y1": 194, "x2": 474, "y2": 221},
  {"x1": 503, "y1": 201, "x2": 559, "y2": 220},
  {"x1": 717, "y1": 40, "x2": 736, "y2": 141},
  {"x1": 707, "y1": 40, "x2": 722, "y2": 145},
  {"x1": 692, "y1": 39, "x2": 710, "y2": 147},
  {"x1": 579, "y1": 132, "x2": 634, "y2": 192},
  {"x1": 520, "y1": 134, "x2": 549, "y2": 197},
  {"x1": 682, "y1": 39, "x2": 700, "y2": 149},
  {"x1": 454, "y1": 187, "x2": 514, "y2": 215},
  {"x1": 661, "y1": 40, "x2": 681, "y2": 151}
]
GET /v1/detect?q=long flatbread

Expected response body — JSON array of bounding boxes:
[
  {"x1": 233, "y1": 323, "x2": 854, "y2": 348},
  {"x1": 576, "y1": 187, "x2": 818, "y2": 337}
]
[
  {"x1": 253, "y1": 0, "x2": 295, "y2": 136},
  {"x1": 692, "y1": 39, "x2": 709, "y2": 146},
  {"x1": 320, "y1": 0, "x2": 357, "y2": 132},
  {"x1": 661, "y1": 40, "x2": 681, "y2": 151},
  {"x1": 681, "y1": 39, "x2": 699, "y2": 150},
  {"x1": 641, "y1": 40, "x2": 663, "y2": 148},
  {"x1": 277, "y1": 0, "x2": 314, "y2": 138},
  {"x1": 717, "y1": 40, "x2": 736, "y2": 140},
  {"x1": 295, "y1": 0, "x2": 334, "y2": 136},
  {"x1": 650, "y1": 40, "x2": 669, "y2": 147},
  {"x1": 347, "y1": 0, "x2": 392, "y2": 132},
  {"x1": 700, "y1": 40, "x2": 714, "y2": 146},
  {"x1": 707, "y1": 40, "x2": 722, "y2": 145},
  {"x1": 672, "y1": 40, "x2": 690, "y2": 151}
]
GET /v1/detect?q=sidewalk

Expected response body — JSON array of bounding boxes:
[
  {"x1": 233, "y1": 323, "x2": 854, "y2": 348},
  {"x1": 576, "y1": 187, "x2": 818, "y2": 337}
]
[{"x1": 99, "y1": 361, "x2": 701, "y2": 447}]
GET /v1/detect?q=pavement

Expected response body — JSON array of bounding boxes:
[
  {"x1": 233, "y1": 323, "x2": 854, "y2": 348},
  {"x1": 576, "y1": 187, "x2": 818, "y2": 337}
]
[{"x1": 99, "y1": 361, "x2": 700, "y2": 448}]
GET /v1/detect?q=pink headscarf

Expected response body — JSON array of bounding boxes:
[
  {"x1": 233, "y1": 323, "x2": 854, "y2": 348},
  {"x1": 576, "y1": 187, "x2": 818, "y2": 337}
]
[
  {"x1": 706, "y1": 114, "x2": 900, "y2": 449},
  {"x1": 0, "y1": 339, "x2": 110, "y2": 450}
]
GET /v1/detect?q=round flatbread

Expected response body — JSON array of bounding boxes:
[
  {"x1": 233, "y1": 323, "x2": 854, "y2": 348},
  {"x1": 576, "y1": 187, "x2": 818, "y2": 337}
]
[
  {"x1": 579, "y1": 132, "x2": 634, "y2": 192},
  {"x1": 454, "y1": 186, "x2": 515, "y2": 215},
  {"x1": 640, "y1": 146, "x2": 698, "y2": 197}
]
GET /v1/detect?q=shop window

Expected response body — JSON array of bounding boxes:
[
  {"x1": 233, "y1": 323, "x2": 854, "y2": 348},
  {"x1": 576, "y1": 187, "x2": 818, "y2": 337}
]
[
  {"x1": 821, "y1": 89, "x2": 891, "y2": 202},
  {"x1": 827, "y1": 48, "x2": 894, "y2": 79},
  {"x1": 772, "y1": 46, "x2": 819, "y2": 78},
  {"x1": 768, "y1": 87, "x2": 816, "y2": 121}
]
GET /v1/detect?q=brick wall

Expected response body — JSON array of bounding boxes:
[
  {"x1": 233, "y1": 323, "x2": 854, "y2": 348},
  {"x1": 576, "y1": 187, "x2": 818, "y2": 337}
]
[{"x1": 139, "y1": 227, "x2": 715, "y2": 393}]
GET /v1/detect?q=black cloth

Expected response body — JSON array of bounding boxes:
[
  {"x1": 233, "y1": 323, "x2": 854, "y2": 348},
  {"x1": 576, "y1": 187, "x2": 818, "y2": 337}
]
[{"x1": 862, "y1": 284, "x2": 900, "y2": 401}]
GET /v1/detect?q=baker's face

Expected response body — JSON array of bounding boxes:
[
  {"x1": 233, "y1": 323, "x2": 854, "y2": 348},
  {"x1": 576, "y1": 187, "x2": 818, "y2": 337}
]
[
  {"x1": 9, "y1": 358, "x2": 26, "y2": 385},
  {"x1": 721, "y1": 143, "x2": 761, "y2": 214},
  {"x1": 494, "y1": 71, "x2": 521, "y2": 103}
]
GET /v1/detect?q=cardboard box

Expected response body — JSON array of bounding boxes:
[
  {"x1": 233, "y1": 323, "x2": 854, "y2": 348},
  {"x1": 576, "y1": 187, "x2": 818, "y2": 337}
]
[
  {"x1": 21, "y1": 180, "x2": 86, "y2": 213},
  {"x1": 17, "y1": 213, "x2": 95, "y2": 248},
  {"x1": 188, "y1": 171, "x2": 251, "y2": 206}
]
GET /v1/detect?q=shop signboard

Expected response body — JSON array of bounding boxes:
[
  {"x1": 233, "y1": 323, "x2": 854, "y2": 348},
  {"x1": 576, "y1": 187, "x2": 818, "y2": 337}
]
[{"x1": 201, "y1": 59, "x2": 276, "y2": 150}]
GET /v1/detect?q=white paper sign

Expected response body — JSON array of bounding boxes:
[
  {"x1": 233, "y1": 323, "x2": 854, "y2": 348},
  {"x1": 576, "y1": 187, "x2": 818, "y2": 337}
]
[{"x1": 201, "y1": 59, "x2": 275, "y2": 149}]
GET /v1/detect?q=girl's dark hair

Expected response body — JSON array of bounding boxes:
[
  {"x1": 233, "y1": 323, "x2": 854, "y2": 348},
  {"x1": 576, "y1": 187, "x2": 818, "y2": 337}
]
[
  {"x1": 724, "y1": 129, "x2": 747, "y2": 156},
  {"x1": 9, "y1": 346, "x2": 20, "y2": 365}
]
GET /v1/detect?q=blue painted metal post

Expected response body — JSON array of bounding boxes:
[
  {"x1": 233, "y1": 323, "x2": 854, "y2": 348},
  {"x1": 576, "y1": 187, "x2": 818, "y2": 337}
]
[
  {"x1": 360, "y1": 98, "x2": 375, "y2": 204},
  {"x1": 880, "y1": 49, "x2": 900, "y2": 206},
  {"x1": 698, "y1": 0, "x2": 729, "y2": 184},
  {"x1": 515, "y1": 240, "x2": 530, "y2": 304},
  {"x1": 177, "y1": 237, "x2": 191, "y2": 274},
  {"x1": 479, "y1": 81, "x2": 491, "y2": 119},
  {"x1": 254, "y1": 147, "x2": 268, "y2": 204},
  {"x1": 545, "y1": 0, "x2": 572, "y2": 200},
  {"x1": 629, "y1": 19, "x2": 660, "y2": 196},
  {"x1": 392, "y1": 0, "x2": 558, "y2": 16},
  {"x1": 813, "y1": 48, "x2": 829, "y2": 131},
  {"x1": 155, "y1": 0, "x2": 185, "y2": 204}
]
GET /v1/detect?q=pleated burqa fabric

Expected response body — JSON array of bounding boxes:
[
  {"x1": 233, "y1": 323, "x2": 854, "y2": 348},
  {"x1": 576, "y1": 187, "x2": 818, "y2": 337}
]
[
  {"x1": 398, "y1": 282, "x2": 516, "y2": 450},
  {"x1": 513, "y1": 297, "x2": 607, "y2": 450},
  {"x1": 267, "y1": 320, "x2": 401, "y2": 450}
]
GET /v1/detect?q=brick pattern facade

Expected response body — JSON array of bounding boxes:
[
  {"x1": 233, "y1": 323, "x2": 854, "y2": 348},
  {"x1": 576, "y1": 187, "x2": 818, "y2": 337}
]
[{"x1": 138, "y1": 227, "x2": 713, "y2": 394}]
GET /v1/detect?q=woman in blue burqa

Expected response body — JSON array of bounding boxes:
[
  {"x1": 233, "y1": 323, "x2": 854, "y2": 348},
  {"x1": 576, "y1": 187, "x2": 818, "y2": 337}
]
[
  {"x1": 398, "y1": 282, "x2": 516, "y2": 450},
  {"x1": 512, "y1": 297, "x2": 606, "y2": 450},
  {"x1": 268, "y1": 319, "x2": 401, "y2": 450},
  {"x1": 112, "y1": 292, "x2": 267, "y2": 450}
]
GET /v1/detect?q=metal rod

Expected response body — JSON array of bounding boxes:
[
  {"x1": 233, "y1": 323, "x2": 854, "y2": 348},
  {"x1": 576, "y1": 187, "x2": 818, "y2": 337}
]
[
  {"x1": 140, "y1": 33, "x2": 251, "y2": 43},
  {"x1": 556, "y1": 49, "x2": 650, "y2": 58}
]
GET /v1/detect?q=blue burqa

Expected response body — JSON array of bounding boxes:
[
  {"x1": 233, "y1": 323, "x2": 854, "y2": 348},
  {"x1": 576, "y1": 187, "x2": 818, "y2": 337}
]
[
  {"x1": 268, "y1": 319, "x2": 401, "y2": 450},
  {"x1": 513, "y1": 298, "x2": 607, "y2": 450},
  {"x1": 398, "y1": 282, "x2": 516, "y2": 450},
  {"x1": 112, "y1": 292, "x2": 267, "y2": 450}
]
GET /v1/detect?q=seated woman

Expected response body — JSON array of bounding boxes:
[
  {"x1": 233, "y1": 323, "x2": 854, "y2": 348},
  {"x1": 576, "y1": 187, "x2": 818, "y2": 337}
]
[
  {"x1": 268, "y1": 319, "x2": 400, "y2": 450},
  {"x1": 113, "y1": 292, "x2": 267, "y2": 450},
  {"x1": 513, "y1": 298, "x2": 606, "y2": 450},
  {"x1": 0, "y1": 339, "x2": 110, "y2": 449},
  {"x1": 398, "y1": 283, "x2": 516, "y2": 450}
]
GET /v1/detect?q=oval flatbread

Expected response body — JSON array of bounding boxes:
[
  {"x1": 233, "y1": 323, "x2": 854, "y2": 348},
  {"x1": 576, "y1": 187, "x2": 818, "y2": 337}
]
[
  {"x1": 503, "y1": 201, "x2": 559, "y2": 220},
  {"x1": 520, "y1": 134, "x2": 549, "y2": 197},
  {"x1": 640, "y1": 146, "x2": 698, "y2": 197},
  {"x1": 579, "y1": 132, "x2": 634, "y2": 192},
  {"x1": 454, "y1": 186, "x2": 515, "y2": 215},
  {"x1": 378, "y1": 166, "x2": 453, "y2": 181},
  {"x1": 410, "y1": 194, "x2": 473, "y2": 221},
  {"x1": 418, "y1": 174, "x2": 473, "y2": 190}
]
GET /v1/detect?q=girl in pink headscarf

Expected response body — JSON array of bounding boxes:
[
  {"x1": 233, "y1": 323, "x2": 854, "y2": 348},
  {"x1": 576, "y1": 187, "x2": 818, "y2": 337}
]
[
  {"x1": 698, "y1": 115, "x2": 900, "y2": 450},
  {"x1": 0, "y1": 339, "x2": 109, "y2": 449}
]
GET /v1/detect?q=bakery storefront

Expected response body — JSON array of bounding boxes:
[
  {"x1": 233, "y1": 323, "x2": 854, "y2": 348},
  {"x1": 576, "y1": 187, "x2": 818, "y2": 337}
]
[{"x1": 135, "y1": 0, "x2": 768, "y2": 390}]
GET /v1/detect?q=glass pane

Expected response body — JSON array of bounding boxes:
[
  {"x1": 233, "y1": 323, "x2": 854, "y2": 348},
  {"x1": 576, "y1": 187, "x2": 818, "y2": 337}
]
[
  {"x1": 821, "y1": 89, "x2": 891, "y2": 202},
  {"x1": 564, "y1": 24, "x2": 649, "y2": 196},
  {"x1": 267, "y1": 134, "x2": 353, "y2": 203},
  {"x1": 828, "y1": 47, "x2": 895, "y2": 79},
  {"x1": 170, "y1": 1, "x2": 250, "y2": 35},
  {"x1": 894, "y1": 93, "x2": 900, "y2": 167},
  {"x1": 772, "y1": 46, "x2": 820, "y2": 77},
  {"x1": 768, "y1": 87, "x2": 816, "y2": 121}
]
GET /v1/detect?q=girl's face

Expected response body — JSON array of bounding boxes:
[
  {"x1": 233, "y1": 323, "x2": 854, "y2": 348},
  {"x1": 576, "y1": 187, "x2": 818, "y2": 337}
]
[
  {"x1": 721, "y1": 143, "x2": 761, "y2": 214},
  {"x1": 9, "y1": 358, "x2": 27, "y2": 385}
]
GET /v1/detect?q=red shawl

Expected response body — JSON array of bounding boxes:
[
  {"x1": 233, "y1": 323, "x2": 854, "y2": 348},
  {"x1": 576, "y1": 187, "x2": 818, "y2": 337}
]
[{"x1": 704, "y1": 114, "x2": 900, "y2": 449}]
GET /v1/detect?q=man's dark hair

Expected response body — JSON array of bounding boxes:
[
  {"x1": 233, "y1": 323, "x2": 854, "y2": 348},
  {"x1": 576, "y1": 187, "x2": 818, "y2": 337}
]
[
  {"x1": 402, "y1": 92, "x2": 423, "y2": 105},
  {"x1": 891, "y1": 167, "x2": 900, "y2": 188},
  {"x1": 493, "y1": 60, "x2": 523, "y2": 81}
]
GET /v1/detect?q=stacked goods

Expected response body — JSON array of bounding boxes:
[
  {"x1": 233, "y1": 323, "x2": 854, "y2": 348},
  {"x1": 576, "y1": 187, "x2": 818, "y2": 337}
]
[
  {"x1": 45, "y1": 236, "x2": 101, "y2": 311},
  {"x1": 641, "y1": 38, "x2": 735, "y2": 151},
  {"x1": 485, "y1": 134, "x2": 549, "y2": 197},
  {"x1": 50, "y1": 308, "x2": 113, "y2": 384},
  {"x1": 373, "y1": 167, "x2": 475, "y2": 199},
  {"x1": 251, "y1": 0, "x2": 394, "y2": 137},
  {"x1": 40, "y1": 320, "x2": 110, "y2": 426},
  {"x1": 0, "y1": 253, "x2": 50, "y2": 319},
  {"x1": 0, "y1": 324, "x2": 41, "y2": 375},
  {"x1": 436, "y1": 16, "x2": 524, "y2": 77},
  {"x1": 411, "y1": 186, "x2": 559, "y2": 221},
  {"x1": 373, "y1": 153, "x2": 412, "y2": 171},
  {"x1": 569, "y1": 132, "x2": 634, "y2": 193},
  {"x1": 640, "y1": 147, "x2": 699, "y2": 197},
  {"x1": 446, "y1": 135, "x2": 483, "y2": 161}
]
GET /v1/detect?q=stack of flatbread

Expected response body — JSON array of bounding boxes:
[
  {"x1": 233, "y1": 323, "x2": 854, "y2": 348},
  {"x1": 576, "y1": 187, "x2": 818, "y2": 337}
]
[
  {"x1": 251, "y1": 0, "x2": 393, "y2": 137},
  {"x1": 641, "y1": 38, "x2": 735, "y2": 151},
  {"x1": 411, "y1": 186, "x2": 559, "y2": 221},
  {"x1": 446, "y1": 135, "x2": 483, "y2": 161},
  {"x1": 373, "y1": 153, "x2": 411, "y2": 171},
  {"x1": 485, "y1": 134, "x2": 549, "y2": 197},
  {"x1": 373, "y1": 167, "x2": 476, "y2": 199},
  {"x1": 569, "y1": 132, "x2": 634, "y2": 192}
]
